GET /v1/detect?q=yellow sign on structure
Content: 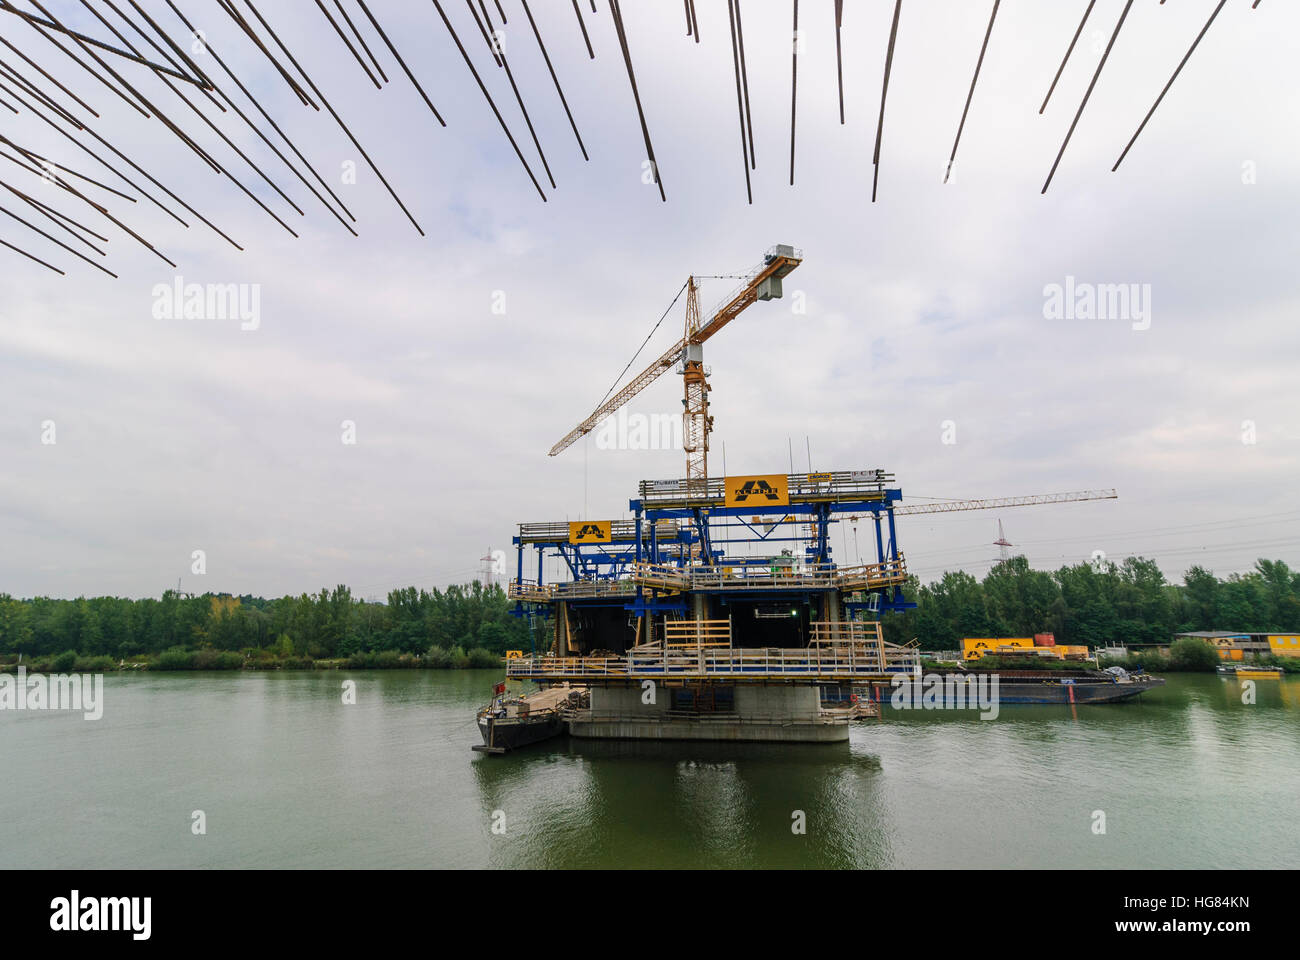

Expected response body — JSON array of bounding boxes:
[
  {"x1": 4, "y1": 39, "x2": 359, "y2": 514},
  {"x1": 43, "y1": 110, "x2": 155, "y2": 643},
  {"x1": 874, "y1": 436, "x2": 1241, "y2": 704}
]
[
  {"x1": 568, "y1": 521, "x2": 612, "y2": 544},
  {"x1": 808, "y1": 472, "x2": 832, "y2": 482},
  {"x1": 724, "y1": 474, "x2": 790, "y2": 507},
  {"x1": 505, "y1": 650, "x2": 524, "y2": 660}
]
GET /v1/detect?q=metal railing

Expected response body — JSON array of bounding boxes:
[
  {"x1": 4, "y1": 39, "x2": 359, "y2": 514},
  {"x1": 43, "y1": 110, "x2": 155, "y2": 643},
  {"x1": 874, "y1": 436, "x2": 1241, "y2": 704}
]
[
  {"x1": 509, "y1": 579, "x2": 637, "y2": 601},
  {"x1": 810, "y1": 621, "x2": 884, "y2": 645},
  {"x1": 511, "y1": 555, "x2": 908, "y2": 605},
  {"x1": 636, "y1": 468, "x2": 893, "y2": 507},
  {"x1": 663, "y1": 619, "x2": 732, "y2": 647},
  {"x1": 505, "y1": 639, "x2": 920, "y2": 681},
  {"x1": 629, "y1": 557, "x2": 907, "y2": 593},
  {"x1": 553, "y1": 580, "x2": 637, "y2": 599},
  {"x1": 835, "y1": 556, "x2": 909, "y2": 589},
  {"x1": 507, "y1": 580, "x2": 553, "y2": 602},
  {"x1": 517, "y1": 518, "x2": 680, "y2": 544}
]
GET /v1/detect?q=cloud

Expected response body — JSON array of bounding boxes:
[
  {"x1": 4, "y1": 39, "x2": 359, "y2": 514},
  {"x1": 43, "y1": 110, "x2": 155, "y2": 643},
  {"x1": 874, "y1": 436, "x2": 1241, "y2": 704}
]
[{"x1": 0, "y1": 1, "x2": 1296, "y2": 598}]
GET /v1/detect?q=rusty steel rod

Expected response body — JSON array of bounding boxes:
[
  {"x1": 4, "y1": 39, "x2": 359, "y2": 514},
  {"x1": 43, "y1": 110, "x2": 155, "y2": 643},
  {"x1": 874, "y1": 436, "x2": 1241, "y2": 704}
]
[
  {"x1": 0, "y1": 58, "x2": 83, "y2": 127},
  {"x1": 0, "y1": 34, "x2": 99, "y2": 117},
  {"x1": 80, "y1": 0, "x2": 305, "y2": 223},
  {"x1": 464, "y1": 0, "x2": 555, "y2": 189},
  {"x1": 0, "y1": 166, "x2": 111, "y2": 249},
  {"x1": 8, "y1": 5, "x2": 152, "y2": 118},
  {"x1": 0, "y1": 78, "x2": 183, "y2": 224},
  {"x1": 337, "y1": 0, "x2": 388, "y2": 83},
  {"x1": 735, "y1": 0, "x2": 756, "y2": 169},
  {"x1": 0, "y1": 197, "x2": 117, "y2": 276},
  {"x1": 1042, "y1": 0, "x2": 1133, "y2": 194},
  {"x1": 945, "y1": 0, "x2": 999, "y2": 184},
  {"x1": 356, "y1": 0, "x2": 444, "y2": 125},
  {"x1": 0, "y1": 234, "x2": 65, "y2": 273},
  {"x1": 0, "y1": 136, "x2": 135, "y2": 205},
  {"x1": 789, "y1": 0, "x2": 798, "y2": 185},
  {"x1": 241, "y1": 0, "x2": 424, "y2": 233},
  {"x1": 431, "y1": 0, "x2": 547, "y2": 201},
  {"x1": 572, "y1": 0, "x2": 594, "y2": 59},
  {"x1": 521, "y1": 0, "x2": 588, "y2": 161},
  {"x1": 100, "y1": 0, "x2": 224, "y2": 113},
  {"x1": 469, "y1": 0, "x2": 503, "y2": 67},
  {"x1": 26, "y1": 0, "x2": 221, "y2": 169},
  {"x1": 1040, "y1": 1, "x2": 1094, "y2": 115},
  {"x1": 163, "y1": 0, "x2": 359, "y2": 232},
  {"x1": 316, "y1": 0, "x2": 382, "y2": 89},
  {"x1": 216, "y1": 0, "x2": 317, "y2": 109},
  {"x1": 0, "y1": 0, "x2": 205, "y2": 85},
  {"x1": 834, "y1": 0, "x2": 843, "y2": 123},
  {"x1": 1113, "y1": 0, "x2": 1228, "y2": 172},
  {"x1": 872, "y1": 0, "x2": 903, "y2": 203},
  {"x1": 609, "y1": 0, "x2": 664, "y2": 201},
  {"x1": 727, "y1": 0, "x2": 752, "y2": 203},
  {"x1": 0, "y1": 168, "x2": 113, "y2": 248}
]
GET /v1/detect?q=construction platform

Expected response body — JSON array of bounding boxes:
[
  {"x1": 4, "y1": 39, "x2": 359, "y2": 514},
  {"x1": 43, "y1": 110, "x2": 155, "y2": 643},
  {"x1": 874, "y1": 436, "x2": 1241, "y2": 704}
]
[{"x1": 493, "y1": 468, "x2": 921, "y2": 744}]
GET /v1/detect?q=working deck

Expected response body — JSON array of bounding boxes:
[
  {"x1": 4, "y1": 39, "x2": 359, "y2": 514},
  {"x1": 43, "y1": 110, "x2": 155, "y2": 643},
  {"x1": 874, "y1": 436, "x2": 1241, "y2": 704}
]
[
  {"x1": 629, "y1": 557, "x2": 908, "y2": 593},
  {"x1": 508, "y1": 556, "x2": 908, "y2": 603},
  {"x1": 506, "y1": 621, "x2": 919, "y2": 682}
]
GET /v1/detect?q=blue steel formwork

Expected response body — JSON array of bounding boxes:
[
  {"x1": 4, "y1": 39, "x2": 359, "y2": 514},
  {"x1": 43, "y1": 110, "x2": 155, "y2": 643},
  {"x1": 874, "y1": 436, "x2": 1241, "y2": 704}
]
[{"x1": 509, "y1": 470, "x2": 916, "y2": 628}]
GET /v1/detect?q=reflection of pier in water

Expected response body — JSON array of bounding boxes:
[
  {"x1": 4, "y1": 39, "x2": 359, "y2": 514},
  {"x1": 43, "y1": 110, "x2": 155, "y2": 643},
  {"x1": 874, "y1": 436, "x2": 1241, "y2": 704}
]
[{"x1": 468, "y1": 739, "x2": 895, "y2": 869}]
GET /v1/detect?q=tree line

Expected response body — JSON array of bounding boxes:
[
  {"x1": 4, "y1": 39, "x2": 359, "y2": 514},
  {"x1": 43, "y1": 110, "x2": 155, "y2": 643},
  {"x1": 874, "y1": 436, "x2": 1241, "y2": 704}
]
[
  {"x1": 2, "y1": 556, "x2": 1296, "y2": 665},
  {"x1": 0, "y1": 581, "x2": 535, "y2": 664},
  {"x1": 882, "y1": 556, "x2": 1300, "y2": 650}
]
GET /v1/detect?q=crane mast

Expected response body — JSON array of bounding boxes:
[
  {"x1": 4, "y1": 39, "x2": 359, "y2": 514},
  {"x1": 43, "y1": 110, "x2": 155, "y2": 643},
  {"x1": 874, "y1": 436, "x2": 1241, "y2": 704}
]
[{"x1": 681, "y1": 279, "x2": 711, "y2": 496}]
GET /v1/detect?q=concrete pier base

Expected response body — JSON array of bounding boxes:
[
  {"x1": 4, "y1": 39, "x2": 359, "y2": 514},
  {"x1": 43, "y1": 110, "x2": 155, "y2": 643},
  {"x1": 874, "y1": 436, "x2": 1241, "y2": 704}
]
[
  {"x1": 566, "y1": 683, "x2": 850, "y2": 744},
  {"x1": 567, "y1": 716, "x2": 849, "y2": 743}
]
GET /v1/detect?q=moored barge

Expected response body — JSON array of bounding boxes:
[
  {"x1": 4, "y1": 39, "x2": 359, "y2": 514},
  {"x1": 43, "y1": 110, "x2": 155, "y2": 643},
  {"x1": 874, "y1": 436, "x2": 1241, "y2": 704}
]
[
  {"x1": 473, "y1": 685, "x2": 587, "y2": 754},
  {"x1": 903, "y1": 667, "x2": 1165, "y2": 704}
]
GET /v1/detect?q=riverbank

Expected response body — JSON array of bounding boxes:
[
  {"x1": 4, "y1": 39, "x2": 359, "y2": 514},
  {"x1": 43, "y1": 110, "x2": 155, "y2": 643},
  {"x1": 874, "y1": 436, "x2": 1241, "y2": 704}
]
[
  {"x1": 0, "y1": 646, "x2": 508, "y2": 673},
  {"x1": 7, "y1": 647, "x2": 1297, "y2": 675}
]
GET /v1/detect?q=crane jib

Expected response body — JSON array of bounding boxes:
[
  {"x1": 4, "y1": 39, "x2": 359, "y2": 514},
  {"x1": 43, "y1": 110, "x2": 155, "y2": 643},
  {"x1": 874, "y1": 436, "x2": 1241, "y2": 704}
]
[{"x1": 548, "y1": 245, "x2": 803, "y2": 458}]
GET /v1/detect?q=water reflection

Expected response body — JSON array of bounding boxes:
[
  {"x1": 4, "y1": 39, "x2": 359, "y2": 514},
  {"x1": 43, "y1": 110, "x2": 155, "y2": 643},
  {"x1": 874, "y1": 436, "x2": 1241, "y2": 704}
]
[
  {"x1": 465, "y1": 674, "x2": 1299, "y2": 869},
  {"x1": 470, "y1": 738, "x2": 890, "y2": 868},
  {"x1": 2, "y1": 670, "x2": 1294, "y2": 868}
]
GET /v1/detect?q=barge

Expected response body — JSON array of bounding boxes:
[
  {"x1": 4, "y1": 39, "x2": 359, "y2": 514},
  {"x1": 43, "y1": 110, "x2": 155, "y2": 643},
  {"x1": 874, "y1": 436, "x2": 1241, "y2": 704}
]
[
  {"x1": 473, "y1": 685, "x2": 587, "y2": 753},
  {"x1": 1217, "y1": 664, "x2": 1284, "y2": 680},
  {"x1": 914, "y1": 667, "x2": 1165, "y2": 704}
]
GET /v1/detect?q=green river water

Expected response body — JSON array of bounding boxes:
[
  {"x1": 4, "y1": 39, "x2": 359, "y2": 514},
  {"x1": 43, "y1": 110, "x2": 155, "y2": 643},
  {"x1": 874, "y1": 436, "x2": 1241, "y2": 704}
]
[{"x1": 2, "y1": 670, "x2": 1296, "y2": 869}]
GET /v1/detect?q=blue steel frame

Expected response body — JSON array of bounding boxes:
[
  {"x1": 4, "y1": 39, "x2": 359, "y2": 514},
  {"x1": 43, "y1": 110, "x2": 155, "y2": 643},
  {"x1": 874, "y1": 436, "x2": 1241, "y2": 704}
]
[{"x1": 509, "y1": 483, "x2": 915, "y2": 622}]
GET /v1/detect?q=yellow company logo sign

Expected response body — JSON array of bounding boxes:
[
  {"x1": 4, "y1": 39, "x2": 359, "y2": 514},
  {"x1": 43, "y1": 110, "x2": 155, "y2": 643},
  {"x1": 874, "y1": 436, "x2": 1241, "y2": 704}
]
[
  {"x1": 568, "y1": 521, "x2": 612, "y2": 543},
  {"x1": 808, "y1": 472, "x2": 832, "y2": 482},
  {"x1": 505, "y1": 650, "x2": 524, "y2": 660},
  {"x1": 725, "y1": 474, "x2": 789, "y2": 507}
]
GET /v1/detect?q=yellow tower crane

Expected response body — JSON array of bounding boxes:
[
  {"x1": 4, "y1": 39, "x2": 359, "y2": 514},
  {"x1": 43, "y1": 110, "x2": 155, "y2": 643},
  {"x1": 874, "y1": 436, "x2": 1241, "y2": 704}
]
[{"x1": 549, "y1": 244, "x2": 803, "y2": 496}]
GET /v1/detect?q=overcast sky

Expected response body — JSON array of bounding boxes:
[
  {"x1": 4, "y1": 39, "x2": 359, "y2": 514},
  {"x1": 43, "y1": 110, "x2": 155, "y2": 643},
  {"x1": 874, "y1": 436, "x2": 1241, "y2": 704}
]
[{"x1": 1, "y1": 0, "x2": 1297, "y2": 600}]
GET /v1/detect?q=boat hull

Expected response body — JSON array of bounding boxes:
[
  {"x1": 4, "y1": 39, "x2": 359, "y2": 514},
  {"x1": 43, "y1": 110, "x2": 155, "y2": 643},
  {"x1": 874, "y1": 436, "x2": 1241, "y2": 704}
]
[
  {"x1": 991, "y1": 678, "x2": 1165, "y2": 703},
  {"x1": 869, "y1": 673, "x2": 1166, "y2": 706},
  {"x1": 473, "y1": 713, "x2": 565, "y2": 753}
]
